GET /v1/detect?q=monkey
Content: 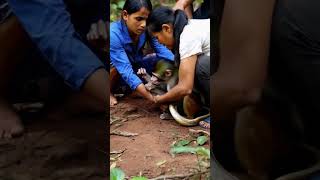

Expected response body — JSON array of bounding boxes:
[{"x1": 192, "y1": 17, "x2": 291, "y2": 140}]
[
  {"x1": 143, "y1": 59, "x2": 210, "y2": 126},
  {"x1": 234, "y1": 86, "x2": 320, "y2": 180}
]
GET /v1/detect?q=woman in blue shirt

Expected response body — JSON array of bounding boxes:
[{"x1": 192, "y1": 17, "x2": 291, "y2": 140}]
[{"x1": 110, "y1": 0, "x2": 174, "y2": 106}]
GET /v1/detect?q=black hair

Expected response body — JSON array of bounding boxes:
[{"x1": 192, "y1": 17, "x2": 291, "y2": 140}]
[
  {"x1": 122, "y1": 0, "x2": 152, "y2": 15},
  {"x1": 147, "y1": 6, "x2": 188, "y2": 66}
]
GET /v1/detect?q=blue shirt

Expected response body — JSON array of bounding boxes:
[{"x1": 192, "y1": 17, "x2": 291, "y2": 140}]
[
  {"x1": 7, "y1": 0, "x2": 106, "y2": 90},
  {"x1": 110, "y1": 20, "x2": 174, "y2": 90}
]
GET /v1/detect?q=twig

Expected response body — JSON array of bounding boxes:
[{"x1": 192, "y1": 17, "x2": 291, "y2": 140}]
[
  {"x1": 140, "y1": 108, "x2": 152, "y2": 115},
  {"x1": 111, "y1": 130, "x2": 138, "y2": 137},
  {"x1": 110, "y1": 149, "x2": 126, "y2": 154},
  {"x1": 127, "y1": 114, "x2": 142, "y2": 119},
  {"x1": 110, "y1": 116, "x2": 124, "y2": 125},
  {"x1": 110, "y1": 153, "x2": 122, "y2": 161},
  {"x1": 149, "y1": 170, "x2": 209, "y2": 180},
  {"x1": 189, "y1": 129, "x2": 210, "y2": 137}
]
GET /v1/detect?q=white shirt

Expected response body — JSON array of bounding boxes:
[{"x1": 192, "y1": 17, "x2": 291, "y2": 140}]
[{"x1": 179, "y1": 19, "x2": 210, "y2": 60}]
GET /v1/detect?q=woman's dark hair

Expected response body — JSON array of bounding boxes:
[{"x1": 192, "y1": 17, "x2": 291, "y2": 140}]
[
  {"x1": 122, "y1": 0, "x2": 152, "y2": 14},
  {"x1": 147, "y1": 6, "x2": 188, "y2": 66}
]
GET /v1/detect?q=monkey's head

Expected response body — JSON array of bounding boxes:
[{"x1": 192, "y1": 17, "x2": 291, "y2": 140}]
[
  {"x1": 152, "y1": 59, "x2": 176, "y2": 82},
  {"x1": 145, "y1": 59, "x2": 177, "y2": 91}
]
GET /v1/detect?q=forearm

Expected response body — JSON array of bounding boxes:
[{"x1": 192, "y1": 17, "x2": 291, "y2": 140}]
[
  {"x1": 185, "y1": 5, "x2": 193, "y2": 19},
  {"x1": 175, "y1": 0, "x2": 194, "y2": 18},
  {"x1": 135, "y1": 83, "x2": 154, "y2": 101},
  {"x1": 176, "y1": 0, "x2": 194, "y2": 9},
  {"x1": 213, "y1": 0, "x2": 276, "y2": 120},
  {"x1": 156, "y1": 84, "x2": 191, "y2": 104}
]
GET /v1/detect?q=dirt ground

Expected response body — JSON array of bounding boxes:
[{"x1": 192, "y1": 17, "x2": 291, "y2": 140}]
[
  {"x1": 0, "y1": 101, "x2": 107, "y2": 180},
  {"x1": 110, "y1": 95, "x2": 210, "y2": 179}
]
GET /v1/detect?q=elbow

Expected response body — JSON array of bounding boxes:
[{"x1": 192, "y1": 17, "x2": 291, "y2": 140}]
[{"x1": 180, "y1": 87, "x2": 193, "y2": 96}]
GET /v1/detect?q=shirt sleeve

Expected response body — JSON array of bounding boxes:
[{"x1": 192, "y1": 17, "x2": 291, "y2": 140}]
[
  {"x1": 7, "y1": 0, "x2": 105, "y2": 91},
  {"x1": 150, "y1": 37, "x2": 174, "y2": 61},
  {"x1": 179, "y1": 29, "x2": 203, "y2": 60},
  {"x1": 110, "y1": 32, "x2": 142, "y2": 90}
]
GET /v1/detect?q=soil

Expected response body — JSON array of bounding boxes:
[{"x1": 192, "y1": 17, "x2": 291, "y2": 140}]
[
  {"x1": 110, "y1": 95, "x2": 210, "y2": 179},
  {"x1": 0, "y1": 100, "x2": 107, "y2": 180}
]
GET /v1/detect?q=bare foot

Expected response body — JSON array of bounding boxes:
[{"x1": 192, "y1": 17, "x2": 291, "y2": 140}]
[
  {"x1": 110, "y1": 94, "x2": 118, "y2": 106},
  {"x1": 0, "y1": 102, "x2": 24, "y2": 138}
]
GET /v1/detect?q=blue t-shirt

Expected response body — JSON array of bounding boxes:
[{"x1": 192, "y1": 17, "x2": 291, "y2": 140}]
[{"x1": 110, "y1": 20, "x2": 174, "y2": 90}]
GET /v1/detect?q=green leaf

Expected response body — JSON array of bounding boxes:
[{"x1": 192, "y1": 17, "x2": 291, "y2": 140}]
[
  {"x1": 195, "y1": 147, "x2": 210, "y2": 158},
  {"x1": 197, "y1": 136, "x2": 208, "y2": 146},
  {"x1": 170, "y1": 146, "x2": 197, "y2": 155},
  {"x1": 111, "y1": 4, "x2": 118, "y2": 10},
  {"x1": 110, "y1": 168, "x2": 125, "y2": 180},
  {"x1": 131, "y1": 177, "x2": 148, "y2": 180},
  {"x1": 117, "y1": 0, "x2": 125, "y2": 9},
  {"x1": 174, "y1": 139, "x2": 191, "y2": 147}
]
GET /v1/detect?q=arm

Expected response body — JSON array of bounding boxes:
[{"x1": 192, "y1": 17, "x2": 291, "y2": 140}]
[
  {"x1": 213, "y1": 0, "x2": 276, "y2": 120},
  {"x1": 155, "y1": 55, "x2": 197, "y2": 103},
  {"x1": 174, "y1": 0, "x2": 194, "y2": 18},
  {"x1": 150, "y1": 37, "x2": 174, "y2": 61},
  {"x1": 110, "y1": 33, "x2": 154, "y2": 101}
]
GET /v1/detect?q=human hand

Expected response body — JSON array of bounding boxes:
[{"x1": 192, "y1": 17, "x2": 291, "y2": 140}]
[
  {"x1": 153, "y1": 95, "x2": 161, "y2": 104},
  {"x1": 137, "y1": 68, "x2": 147, "y2": 79},
  {"x1": 173, "y1": 1, "x2": 185, "y2": 11},
  {"x1": 86, "y1": 19, "x2": 109, "y2": 51}
]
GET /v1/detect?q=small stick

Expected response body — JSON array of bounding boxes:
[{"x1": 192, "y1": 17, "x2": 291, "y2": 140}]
[
  {"x1": 188, "y1": 129, "x2": 210, "y2": 136},
  {"x1": 149, "y1": 170, "x2": 209, "y2": 180},
  {"x1": 110, "y1": 149, "x2": 126, "y2": 154},
  {"x1": 110, "y1": 116, "x2": 124, "y2": 125},
  {"x1": 111, "y1": 130, "x2": 138, "y2": 137}
]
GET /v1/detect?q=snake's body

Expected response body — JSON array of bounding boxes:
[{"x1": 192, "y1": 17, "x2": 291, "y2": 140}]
[{"x1": 167, "y1": 83, "x2": 210, "y2": 126}]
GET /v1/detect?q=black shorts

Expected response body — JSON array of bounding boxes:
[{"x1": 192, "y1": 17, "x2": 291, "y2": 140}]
[
  {"x1": 195, "y1": 54, "x2": 210, "y2": 106},
  {"x1": 270, "y1": 0, "x2": 320, "y2": 147}
]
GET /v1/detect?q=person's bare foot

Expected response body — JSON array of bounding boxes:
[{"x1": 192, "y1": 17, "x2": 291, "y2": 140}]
[
  {"x1": 0, "y1": 102, "x2": 24, "y2": 138},
  {"x1": 110, "y1": 94, "x2": 118, "y2": 106}
]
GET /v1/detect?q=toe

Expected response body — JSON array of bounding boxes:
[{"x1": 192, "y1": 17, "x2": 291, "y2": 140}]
[
  {"x1": 4, "y1": 131, "x2": 12, "y2": 139},
  {"x1": 11, "y1": 126, "x2": 24, "y2": 138}
]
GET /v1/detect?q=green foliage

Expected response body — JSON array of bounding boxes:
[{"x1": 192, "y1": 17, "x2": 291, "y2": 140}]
[
  {"x1": 173, "y1": 139, "x2": 191, "y2": 147},
  {"x1": 110, "y1": 0, "x2": 125, "y2": 22},
  {"x1": 131, "y1": 177, "x2": 148, "y2": 180},
  {"x1": 170, "y1": 146, "x2": 210, "y2": 158},
  {"x1": 110, "y1": 0, "x2": 177, "y2": 22},
  {"x1": 197, "y1": 135, "x2": 208, "y2": 146},
  {"x1": 195, "y1": 0, "x2": 204, "y2": 4},
  {"x1": 195, "y1": 147, "x2": 210, "y2": 159},
  {"x1": 110, "y1": 168, "x2": 125, "y2": 180}
]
